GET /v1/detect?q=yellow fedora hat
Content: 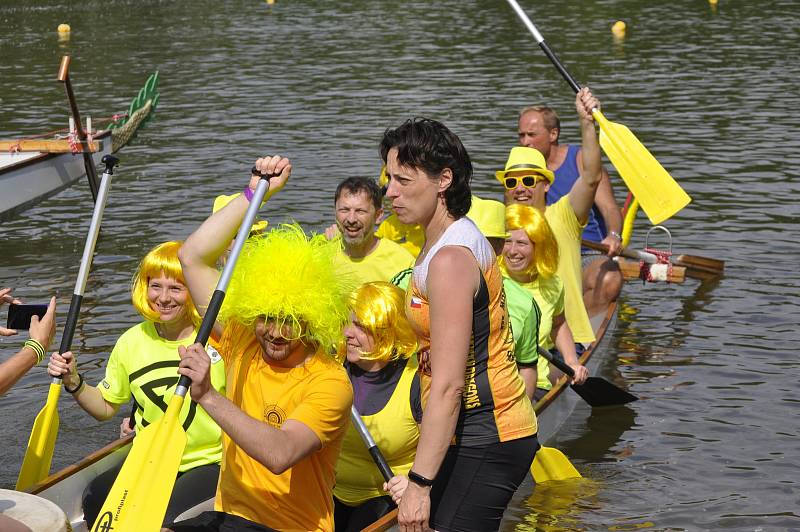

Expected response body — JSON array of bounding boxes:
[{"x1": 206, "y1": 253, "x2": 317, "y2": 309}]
[
  {"x1": 495, "y1": 146, "x2": 555, "y2": 184},
  {"x1": 467, "y1": 195, "x2": 508, "y2": 239}
]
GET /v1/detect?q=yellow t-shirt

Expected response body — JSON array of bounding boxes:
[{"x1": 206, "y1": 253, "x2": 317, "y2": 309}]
[
  {"x1": 544, "y1": 197, "x2": 595, "y2": 343},
  {"x1": 333, "y1": 237, "x2": 415, "y2": 286},
  {"x1": 514, "y1": 274, "x2": 565, "y2": 391},
  {"x1": 216, "y1": 322, "x2": 353, "y2": 531},
  {"x1": 99, "y1": 321, "x2": 225, "y2": 472},
  {"x1": 375, "y1": 214, "x2": 425, "y2": 257}
]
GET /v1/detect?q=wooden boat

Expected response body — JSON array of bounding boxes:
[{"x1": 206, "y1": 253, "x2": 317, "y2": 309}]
[
  {"x1": 0, "y1": 71, "x2": 159, "y2": 223},
  {"x1": 22, "y1": 301, "x2": 618, "y2": 531}
]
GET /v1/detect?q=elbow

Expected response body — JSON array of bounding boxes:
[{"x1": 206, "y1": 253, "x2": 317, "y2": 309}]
[
  {"x1": 431, "y1": 379, "x2": 464, "y2": 411},
  {"x1": 177, "y1": 243, "x2": 193, "y2": 268}
]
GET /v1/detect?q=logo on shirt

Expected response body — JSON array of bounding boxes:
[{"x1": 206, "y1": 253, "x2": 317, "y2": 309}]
[
  {"x1": 410, "y1": 297, "x2": 423, "y2": 309},
  {"x1": 263, "y1": 404, "x2": 287, "y2": 428},
  {"x1": 101, "y1": 380, "x2": 110, "y2": 389}
]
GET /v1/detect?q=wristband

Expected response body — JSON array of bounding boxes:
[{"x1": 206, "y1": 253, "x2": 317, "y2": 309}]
[
  {"x1": 243, "y1": 186, "x2": 255, "y2": 202},
  {"x1": 24, "y1": 339, "x2": 46, "y2": 364},
  {"x1": 408, "y1": 470, "x2": 435, "y2": 488},
  {"x1": 64, "y1": 373, "x2": 85, "y2": 394},
  {"x1": 609, "y1": 231, "x2": 622, "y2": 241}
]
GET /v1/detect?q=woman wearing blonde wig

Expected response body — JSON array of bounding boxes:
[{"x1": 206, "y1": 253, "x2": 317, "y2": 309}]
[
  {"x1": 47, "y1": 241, "x2": 225, "y2": 528},
  {"x1": 501, "y1": 204, "x2": 589, "y2": 400},
  {"x1": 334, "y1": 282, "x2": 421, "y2": 531}
]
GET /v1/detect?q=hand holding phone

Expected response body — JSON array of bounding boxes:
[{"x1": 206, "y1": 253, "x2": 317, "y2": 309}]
[
  {"x1": 7, "y1": 303, "x2": 50, "y2": 331},
  {"x1": 0, "y1": 287, "x2": 23, "y2": 336}
]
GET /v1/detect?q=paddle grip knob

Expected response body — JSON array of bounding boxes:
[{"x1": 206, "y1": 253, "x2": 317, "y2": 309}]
[
  {"x1": 251, "y1": 166, "x2": 279, "y2": 181},
  {"x1": 101, "y1": 155, "x2": 120, "y2": 175}
]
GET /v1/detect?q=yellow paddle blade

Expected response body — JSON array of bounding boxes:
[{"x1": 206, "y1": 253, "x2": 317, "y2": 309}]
[
  {"x1": 91, "y1": 394, "x2": 187, "y2": 532},
  {"x1": 594, "y1": 111, "x2": 691, "y2": 225},
  {"x1": 531, "y1": 446, "x2": 582, "y2": 483},
  {"x1": 16, "y1": 382, "x2": 61, "y2": 491}
]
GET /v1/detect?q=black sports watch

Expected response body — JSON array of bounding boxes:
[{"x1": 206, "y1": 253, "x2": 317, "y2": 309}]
[{"x1": 408, "y1": 470, "x2": 435, "y2": 488}]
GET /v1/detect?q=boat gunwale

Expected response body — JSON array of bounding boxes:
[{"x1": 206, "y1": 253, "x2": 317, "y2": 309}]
[{"x1": 0, "y1": 129, "x2": 111, "y2": 174}]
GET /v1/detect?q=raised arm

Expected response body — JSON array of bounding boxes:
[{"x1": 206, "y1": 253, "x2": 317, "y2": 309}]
[
  {"x1": 568, "y1": 87, "x2": 603, "y2": 225},
  {"x1": 179, "y1": 156, "x2": 291, "y2": 334}
]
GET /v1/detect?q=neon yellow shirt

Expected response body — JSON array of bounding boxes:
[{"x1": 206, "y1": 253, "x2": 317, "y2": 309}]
[
  {"x1": 375, "y1": 214, "x2": 425, "y2": 257},
  {"x1": 99, "y1": 321, "x2": 225, "y2": 471},
  {"x1": 333, "y1": 237, "x2": 415, "y2": 286},
  {"x1": 514, "y1": 274, "x2": 564, "y2": 391},
  {"x1": 544, "y1": 197, "x2": 595, "y2": 343}
]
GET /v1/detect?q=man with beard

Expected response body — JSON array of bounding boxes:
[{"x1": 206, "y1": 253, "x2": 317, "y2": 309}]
[{"x1": 328, "y1": 177, "x2": 415, "y2": 285}]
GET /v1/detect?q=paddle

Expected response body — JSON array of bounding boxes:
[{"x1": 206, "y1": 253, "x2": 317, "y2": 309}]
[
  {"x1": 581, "y1": 239, "x2": 724, "y2": 280},
  {"x1": 91, "y1": 171, "x2": 275, "y2": 532},
  {"x1": 503, "y1": 0, "x2": 692, "y2": 225},
  {"x1": 16, "y1": 155, "x2": 119, "y2": 491},
  {"x1": 58, "y1": 55, "x2": 101, "y2": 202},
  {"x1": 538, "y1": 347, "x2": 637, "y2": 407}
]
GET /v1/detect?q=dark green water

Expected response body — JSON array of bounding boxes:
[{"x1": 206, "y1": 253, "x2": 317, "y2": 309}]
[{"x1": 2, "y1": 0, "x2": 799, "y2": 530}]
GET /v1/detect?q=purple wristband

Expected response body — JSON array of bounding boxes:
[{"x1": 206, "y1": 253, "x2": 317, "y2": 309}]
[{"x1": 243, "y1": 186, "x2": 255, "y2": 202}]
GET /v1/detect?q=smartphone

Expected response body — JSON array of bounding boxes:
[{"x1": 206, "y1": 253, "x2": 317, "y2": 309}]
[{"x1": 7, "y1": 303, "x2": 49, "y2": 330}]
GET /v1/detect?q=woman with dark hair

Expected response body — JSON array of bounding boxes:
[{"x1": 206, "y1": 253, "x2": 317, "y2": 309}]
[{"x1": 380, "y1": 118, "x2": 538, "y2": 532}]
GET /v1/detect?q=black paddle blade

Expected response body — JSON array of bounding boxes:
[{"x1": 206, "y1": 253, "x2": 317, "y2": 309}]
[{"x1": 570, "y1": 377, "x2": 638, "y2": 407}]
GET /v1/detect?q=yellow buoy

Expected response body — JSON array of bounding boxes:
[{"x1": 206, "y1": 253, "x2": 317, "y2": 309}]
[
  {"x1": 611, "y1": 20, "x2": 626, "y2": 37},
  {"x1": 57, "y1": 23, "x2": 70, "y2": 33},
  {"x1": 266, "y1": 0, "x2": 275, "y2": 4},
  {"x1": 709, "y1": 0, "x2": 718, "y2": 4}
]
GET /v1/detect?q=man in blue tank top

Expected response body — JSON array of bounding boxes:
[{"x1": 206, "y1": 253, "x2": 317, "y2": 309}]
[{"x1": 516, "y1": 104, "x2": 623, "y2": 317}]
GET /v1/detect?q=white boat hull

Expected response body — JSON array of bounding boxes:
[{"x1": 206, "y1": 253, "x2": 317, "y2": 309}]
[{"x1": 0, "y1": 131, "x2": 112, "y2": 223}]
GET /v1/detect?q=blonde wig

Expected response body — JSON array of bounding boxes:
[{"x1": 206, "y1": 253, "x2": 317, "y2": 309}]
[
  {"x1": 336, "y1": 282, "x2": 417, "y2": 364},
  {"x1": 131, "y1": 241, "x2": 201, "y2": 327},
  {"x1": 218, "y1": 223, "x2": 354, "y2": 349},
  {"x1": 501, "y1": 204, "x2": 559, "y2": 279}
]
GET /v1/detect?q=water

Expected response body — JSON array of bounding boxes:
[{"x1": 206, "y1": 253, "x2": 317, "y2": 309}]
[{"x1": 2, "y1": 0, "x2": 799, "y2": 529}]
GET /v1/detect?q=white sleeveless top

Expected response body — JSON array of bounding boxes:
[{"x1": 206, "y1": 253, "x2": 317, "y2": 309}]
[{"x1": 413, "y1": 217, "x2": 495, "y2": 295}]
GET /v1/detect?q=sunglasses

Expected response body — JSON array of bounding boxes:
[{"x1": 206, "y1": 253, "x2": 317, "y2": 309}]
[{"x1": 503, "y1": 175, "x2": 545, "y2": 190}]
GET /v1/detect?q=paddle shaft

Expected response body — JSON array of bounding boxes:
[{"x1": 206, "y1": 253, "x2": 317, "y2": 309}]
[
  {"x1": 581, "y1": 239, "x2": 723, "y2": 277},
  {"x1": 350, "y1": 405, "x2": 394, "y2": 482},
  {"x1": 58, "y1": 55, "x2": 100, "y2": 202},
  {"x1": 51, "y1": 156, "x2": 118, "y2": 384},
  {"x1": 174, "y1": 176, "x2": 272, "y2": 397},
  {"x1": 537, "y1": 346, "x2": 575, "y2": 378}
]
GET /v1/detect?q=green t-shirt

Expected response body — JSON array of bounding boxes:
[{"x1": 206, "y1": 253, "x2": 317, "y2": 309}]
[
  {"x1": 515, "y1": 274, "x2": 564, "y2": 391},
  {"x1": 502, "y1": 277, "x2": 539, "y2": 366},
  {"x1": 99, "y1": 321, "x2": 226, "y2": 471},
  {"x1": 333, "y1": 237, "x2": 415, "y2": 285}
]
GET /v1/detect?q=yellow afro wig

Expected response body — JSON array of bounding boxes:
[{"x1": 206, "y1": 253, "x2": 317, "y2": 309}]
[{"x1": 218, "y1": 223, "x2": 356, "y2": 349}]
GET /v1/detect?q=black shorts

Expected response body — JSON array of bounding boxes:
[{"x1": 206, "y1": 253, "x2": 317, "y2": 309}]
[
  {"x1": 430, "y1": 435, "x2": 539, "y2": 532},
  {"x1": 334, "y1": 495, "x2": 395, "y2": 532}
]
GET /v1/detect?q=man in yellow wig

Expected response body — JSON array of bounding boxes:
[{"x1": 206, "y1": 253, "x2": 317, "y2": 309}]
[{"x1": 174, "y1": 155, "x2": 354, "y2": 532}]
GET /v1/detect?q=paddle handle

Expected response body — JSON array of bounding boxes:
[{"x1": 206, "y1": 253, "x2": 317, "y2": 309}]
[
  {"x1": 504, "y1": 0, "x2": 582, "y2": 94},
  {"x1": 537, "y1": 347, "x2": 575, "y2": 378},
  {"x1": 174, "y1": 176, "x2": 272, "y2": 395},
  {"x1": 51, "y1": 156, "x2": 118, "y2": 384},
  {"x1": 351, "y1": 406, "x2": 394, "y2": 482}
]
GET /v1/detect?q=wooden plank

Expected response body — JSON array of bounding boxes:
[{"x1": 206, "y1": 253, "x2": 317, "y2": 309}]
[
  {"x1": 617, "y1": 257, "x2": 686, "y2": 283},
  {"x1": 0, "y1": 139, "x2": 100, "y2": 153}
]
